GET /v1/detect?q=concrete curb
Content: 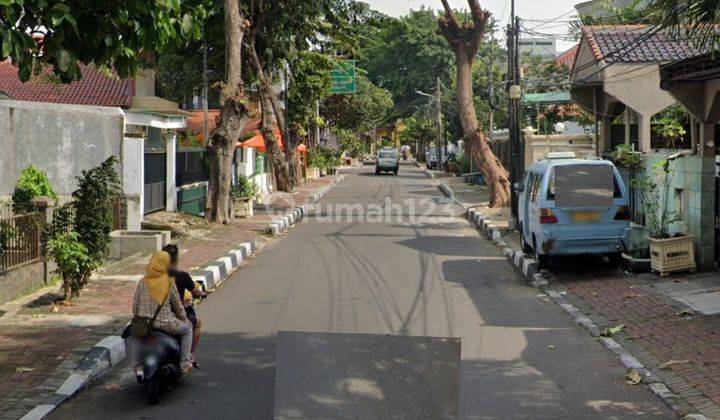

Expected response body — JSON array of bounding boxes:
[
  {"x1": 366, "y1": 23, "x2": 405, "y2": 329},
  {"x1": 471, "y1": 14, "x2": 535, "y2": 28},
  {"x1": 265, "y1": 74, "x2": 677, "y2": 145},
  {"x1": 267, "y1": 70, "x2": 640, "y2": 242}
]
[
  {"x1": 18, "y1": 178, "x2": 349, "y2": 420},
  {"x1": 307, "y1": 174, "x2": 347, "y2": 204},
  {"x1": 425, "y1": 170, "x2": 707, "y2": 419}
]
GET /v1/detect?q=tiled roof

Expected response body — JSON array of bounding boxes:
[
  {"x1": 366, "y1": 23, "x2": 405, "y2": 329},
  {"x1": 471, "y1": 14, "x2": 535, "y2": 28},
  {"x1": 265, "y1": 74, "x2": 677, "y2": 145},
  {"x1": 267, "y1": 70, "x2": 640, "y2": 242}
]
[
  {"x1": 582, "y1": 25, "x2": 711, "y2": 64},
  {"x1": 555, "y1": 44, "x2": 579, "y2": 68},
  {"x1": 186, "y1": 109, "x2": 262, "y2": 144},
  {"x1": 0, "y1": 61, "x2": 130, "y2": 107}
]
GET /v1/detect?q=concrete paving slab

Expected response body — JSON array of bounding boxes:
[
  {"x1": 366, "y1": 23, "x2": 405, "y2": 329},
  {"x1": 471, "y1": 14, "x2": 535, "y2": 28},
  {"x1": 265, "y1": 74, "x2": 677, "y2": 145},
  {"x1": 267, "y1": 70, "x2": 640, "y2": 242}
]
[
  {"x1": 274, "y1": 331, "x2": 461, "y2": 420},
  {"x1": 677, "y1": 292, "x2": 720, "y2": 315}
]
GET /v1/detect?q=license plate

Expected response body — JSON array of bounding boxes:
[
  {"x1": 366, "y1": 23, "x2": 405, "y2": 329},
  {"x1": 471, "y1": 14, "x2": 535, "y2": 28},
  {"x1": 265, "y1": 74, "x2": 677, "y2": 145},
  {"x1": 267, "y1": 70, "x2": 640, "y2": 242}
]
[{"x1": 571, "y1": 210, "x2": 602, "y2": 222}]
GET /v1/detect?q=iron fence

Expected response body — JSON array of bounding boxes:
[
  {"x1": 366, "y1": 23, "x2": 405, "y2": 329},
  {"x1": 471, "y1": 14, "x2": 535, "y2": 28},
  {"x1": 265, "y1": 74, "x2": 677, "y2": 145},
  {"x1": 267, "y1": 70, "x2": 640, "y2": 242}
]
[{"x1": 0, "y1": 213, "x2": 41, "y2": 272}]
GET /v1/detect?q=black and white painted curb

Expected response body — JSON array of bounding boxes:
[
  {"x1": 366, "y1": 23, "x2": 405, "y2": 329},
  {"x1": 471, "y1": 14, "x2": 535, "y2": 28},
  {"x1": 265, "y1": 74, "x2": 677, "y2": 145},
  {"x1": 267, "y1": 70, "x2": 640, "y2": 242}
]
[
  {"x1": 308, "y1": 174, "x2": 347, "y2": 204},
  {"x1": 20, "y1": 336, "x2": 127, "y2": 420},
  {"x1": 429, "y1": 174, "x2": 707, "y2": 419},
  {"x1": 265, "y1": 174, "x2": 347, "y2": 237}
]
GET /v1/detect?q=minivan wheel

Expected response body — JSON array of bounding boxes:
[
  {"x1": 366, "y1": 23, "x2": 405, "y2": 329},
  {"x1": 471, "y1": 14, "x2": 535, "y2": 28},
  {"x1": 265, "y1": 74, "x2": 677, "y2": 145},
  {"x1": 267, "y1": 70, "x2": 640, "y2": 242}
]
[
  {"x1": 520, "y1": 227, "x2": 532, "y2": 254},
  {"x1": 533, "y1": 238, "x2": 549, "y2": 270},
  {"x1": 607, "y1": 252, "x2": 622, "y2": 266}
]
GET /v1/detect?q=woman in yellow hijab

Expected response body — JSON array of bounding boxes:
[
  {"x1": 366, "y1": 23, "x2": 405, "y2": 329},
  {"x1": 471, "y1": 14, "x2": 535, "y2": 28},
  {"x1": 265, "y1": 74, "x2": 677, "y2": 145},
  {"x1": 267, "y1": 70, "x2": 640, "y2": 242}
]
[{"x1": 132, "y1": 251, "x2": 194, "y2": 373}]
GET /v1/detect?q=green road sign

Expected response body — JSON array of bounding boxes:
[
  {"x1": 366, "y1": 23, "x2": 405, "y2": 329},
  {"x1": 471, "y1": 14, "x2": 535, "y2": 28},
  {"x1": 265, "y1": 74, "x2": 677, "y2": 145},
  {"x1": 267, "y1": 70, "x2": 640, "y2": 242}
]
[{"x1": 331, "y1": 60, "x2": 356, "y2": 94}]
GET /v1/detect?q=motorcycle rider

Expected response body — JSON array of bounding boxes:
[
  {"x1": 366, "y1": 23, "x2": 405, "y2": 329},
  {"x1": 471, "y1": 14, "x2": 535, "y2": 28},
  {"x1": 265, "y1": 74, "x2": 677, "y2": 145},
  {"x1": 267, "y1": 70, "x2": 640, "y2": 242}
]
[
  {"x1": 132, "y1": 251, "x2": 194, "y2": 374},
  {"x1": 163, "y1": 244, "x2": 206, "y2": 359}
]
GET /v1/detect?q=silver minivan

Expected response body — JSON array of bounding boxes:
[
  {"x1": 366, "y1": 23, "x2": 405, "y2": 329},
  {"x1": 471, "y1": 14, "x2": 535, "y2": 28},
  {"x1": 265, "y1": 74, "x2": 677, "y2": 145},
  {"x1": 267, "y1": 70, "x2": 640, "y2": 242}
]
[
  {"x1": 517, "y1": 153, "x2": 631, "y2": 268},
  {"x1": 376, "y1": 148, "x2": 399, "y2": 175}
]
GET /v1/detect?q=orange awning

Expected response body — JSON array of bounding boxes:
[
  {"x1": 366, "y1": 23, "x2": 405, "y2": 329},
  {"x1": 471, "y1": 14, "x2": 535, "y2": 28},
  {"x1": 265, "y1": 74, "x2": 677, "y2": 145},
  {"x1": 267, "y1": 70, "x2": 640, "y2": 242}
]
[{"x1": 239, "y1": 130, "x2": 283, "y2": 152}]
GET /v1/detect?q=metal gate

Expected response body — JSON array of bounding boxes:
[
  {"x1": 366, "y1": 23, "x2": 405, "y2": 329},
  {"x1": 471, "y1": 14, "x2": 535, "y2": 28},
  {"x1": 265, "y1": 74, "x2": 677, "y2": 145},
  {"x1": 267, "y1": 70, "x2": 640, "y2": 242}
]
[{"x1": 144, "y1": 151, "x2": 166, "y2": 214}]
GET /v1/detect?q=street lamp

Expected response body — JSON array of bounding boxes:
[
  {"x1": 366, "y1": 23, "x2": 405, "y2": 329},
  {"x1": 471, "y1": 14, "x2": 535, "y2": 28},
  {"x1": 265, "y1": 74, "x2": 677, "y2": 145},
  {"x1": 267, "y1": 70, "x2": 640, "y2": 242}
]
[{"x1": 416, "y1": 86, "x2": 443, "y2": 171}]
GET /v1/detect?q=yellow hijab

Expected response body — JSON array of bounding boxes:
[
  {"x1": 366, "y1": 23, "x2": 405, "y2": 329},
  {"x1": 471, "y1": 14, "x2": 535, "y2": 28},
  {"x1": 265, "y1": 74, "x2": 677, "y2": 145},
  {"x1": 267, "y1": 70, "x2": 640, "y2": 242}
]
[{"x1": 144, "y1": 251, "x2": 173, "y2": 305}]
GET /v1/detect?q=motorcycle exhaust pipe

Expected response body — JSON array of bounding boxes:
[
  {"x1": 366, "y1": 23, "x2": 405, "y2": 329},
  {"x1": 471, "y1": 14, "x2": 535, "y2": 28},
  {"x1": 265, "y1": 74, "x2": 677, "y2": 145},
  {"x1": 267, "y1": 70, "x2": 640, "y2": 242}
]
[{"x1": 161, "y1": 364, "x2": 181, "y2": 379}]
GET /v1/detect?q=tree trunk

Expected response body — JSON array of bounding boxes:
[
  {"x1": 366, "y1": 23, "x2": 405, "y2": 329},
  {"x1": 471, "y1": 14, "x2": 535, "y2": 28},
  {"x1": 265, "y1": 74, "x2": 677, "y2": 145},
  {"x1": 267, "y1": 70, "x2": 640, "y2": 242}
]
[
  {"x1": 259, "y1": 86, "x2": 291, "y2": 192},
  {"x1": 247, "y1": 37, "x2": 292, "y2": 192},
  {"x1": 439, "y1": 0, "x2": 511, "y2": 208},
  {"x1": 288, "y1": 125, "x2": 304, "y2": 185},
  {"x1": 206, "y1": 0, "x2": 249, "y2": 223},
  {"x1": 455, "y1": 52, "x2": 510, "y2": 207}
]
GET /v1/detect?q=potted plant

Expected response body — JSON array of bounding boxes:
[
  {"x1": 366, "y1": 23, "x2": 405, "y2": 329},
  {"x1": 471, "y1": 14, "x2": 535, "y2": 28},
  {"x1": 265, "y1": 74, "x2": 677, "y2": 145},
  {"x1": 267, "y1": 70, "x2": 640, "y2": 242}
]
[
  {"x1": 230, "y1": 175, "x2": 257, "y2": 218},
  {"x1": 632, "y1": 159, "x2": 695, "y2": 276}
]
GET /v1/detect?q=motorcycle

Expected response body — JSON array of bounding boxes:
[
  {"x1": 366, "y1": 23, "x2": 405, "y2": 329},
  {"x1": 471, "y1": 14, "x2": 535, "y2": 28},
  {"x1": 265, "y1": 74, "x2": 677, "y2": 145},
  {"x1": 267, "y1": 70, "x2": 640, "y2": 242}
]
[{"x1": 132, "y1": 331, "x2": 183, "y2": 405}]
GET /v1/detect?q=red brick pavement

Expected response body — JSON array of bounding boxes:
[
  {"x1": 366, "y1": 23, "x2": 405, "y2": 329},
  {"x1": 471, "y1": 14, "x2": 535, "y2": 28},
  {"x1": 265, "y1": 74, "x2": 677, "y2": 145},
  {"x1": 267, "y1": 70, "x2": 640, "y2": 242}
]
[
  {"x1": 562, "y1": 274, "x2": 720, "y2": 408},
  {"x1": 0, "y1": 326, "x2": 92, "y2": 415}
]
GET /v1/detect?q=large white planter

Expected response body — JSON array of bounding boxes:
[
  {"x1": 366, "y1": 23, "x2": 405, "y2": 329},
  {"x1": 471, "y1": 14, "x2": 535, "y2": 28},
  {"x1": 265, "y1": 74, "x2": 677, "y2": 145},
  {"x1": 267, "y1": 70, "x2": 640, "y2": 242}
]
[
  {"x1": 232, "y1": 198, "x2": 254, "y2": 218},
  {"x1": 649, "y1": 235, "x2": 696, "y2": 276}
]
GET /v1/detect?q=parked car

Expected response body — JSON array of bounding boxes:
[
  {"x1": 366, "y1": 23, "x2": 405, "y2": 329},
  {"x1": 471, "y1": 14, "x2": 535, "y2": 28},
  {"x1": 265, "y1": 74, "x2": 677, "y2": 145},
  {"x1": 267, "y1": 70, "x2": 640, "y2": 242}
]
[
  {"x1": 362, "y1": 153, "x2": 377, "y2": 165},
  {"x1": 516, "y1": 152, "x2": 632, "y2": 269},
  {"x1": 425, "y1": 148, "x2": 448, "y2": 170},
  {"x1": 376, "y1": 148, "x2": 399, "y2": 175}
]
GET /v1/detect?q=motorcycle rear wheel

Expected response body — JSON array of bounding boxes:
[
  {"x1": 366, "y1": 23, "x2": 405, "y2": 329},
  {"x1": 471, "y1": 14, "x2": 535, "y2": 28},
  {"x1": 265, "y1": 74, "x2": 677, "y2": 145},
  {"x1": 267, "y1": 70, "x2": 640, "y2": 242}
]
[{"x1": 145, "y1": 374, "x2": 162, "y2": 405}]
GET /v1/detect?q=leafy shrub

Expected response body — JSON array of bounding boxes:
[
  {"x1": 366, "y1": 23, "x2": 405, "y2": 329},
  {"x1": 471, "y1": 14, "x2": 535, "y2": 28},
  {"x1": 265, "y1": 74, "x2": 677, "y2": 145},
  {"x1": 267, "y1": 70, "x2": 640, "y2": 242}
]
[
  {"x1": 47, "y1": 232, "x2": 99, "y2": 299},
  {"x1": 609, "y1": 144, "x2": 642, "y2": 169},
  {"x1": 72, "y1": 157, "x2": 121, "y2": 263},
  {"x1": 12, "y1": 166, "x2": 57, "y2": 214},
  {"x1": 43, "y1": 157, "x2": 119, "y2": 299},
  {"x1": 231, "y1": 175, "x2": 257, "y2": 200}
]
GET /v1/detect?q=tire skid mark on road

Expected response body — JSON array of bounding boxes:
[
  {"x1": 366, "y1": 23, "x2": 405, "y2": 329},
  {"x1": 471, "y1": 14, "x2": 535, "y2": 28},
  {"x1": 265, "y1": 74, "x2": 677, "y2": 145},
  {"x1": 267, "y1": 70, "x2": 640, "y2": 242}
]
[{"x1": 327, "y1": 235, "x2": 400, "y2": 333}]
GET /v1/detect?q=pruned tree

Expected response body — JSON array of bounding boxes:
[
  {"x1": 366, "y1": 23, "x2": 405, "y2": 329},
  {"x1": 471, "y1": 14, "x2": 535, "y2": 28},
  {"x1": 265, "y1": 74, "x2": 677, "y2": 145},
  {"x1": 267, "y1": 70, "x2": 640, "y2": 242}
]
[
  {"x1": 206, "y1": 0, "x2": 250, "y2": 223},
  {"x1": 438, "y1": 0, "x2": 510, "y2": 207},
  {"x1": 245, "y1": 0, "x2": 292, "y2": 191}
]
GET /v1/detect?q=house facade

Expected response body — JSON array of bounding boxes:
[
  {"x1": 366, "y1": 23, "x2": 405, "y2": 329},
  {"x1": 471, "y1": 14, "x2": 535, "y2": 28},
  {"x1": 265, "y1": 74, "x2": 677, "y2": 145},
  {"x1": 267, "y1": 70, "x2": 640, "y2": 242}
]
[{"x1": 0, "y1": 61, "x2": 187, "y2": 231}]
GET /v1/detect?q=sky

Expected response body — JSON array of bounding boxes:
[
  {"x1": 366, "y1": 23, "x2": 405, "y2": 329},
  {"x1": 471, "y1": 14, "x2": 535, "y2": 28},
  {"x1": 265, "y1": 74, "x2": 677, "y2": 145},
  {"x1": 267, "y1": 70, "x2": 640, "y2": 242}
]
[{"x1": 362, "y1": 0, "x2": 581, "y2": 52}]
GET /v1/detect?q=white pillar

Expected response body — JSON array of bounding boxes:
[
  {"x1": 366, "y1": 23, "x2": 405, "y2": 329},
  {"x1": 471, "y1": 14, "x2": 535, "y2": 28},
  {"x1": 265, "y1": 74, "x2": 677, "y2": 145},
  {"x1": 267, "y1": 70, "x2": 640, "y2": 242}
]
[
  {"x1": 638, "y1": 114, "x2": 652, "y2": 153},
  {"x1": 122, "y1": 136, "x2": 144, "y2": 231},
  {"x1": 165, "y1": 131, "x2": 177, "y2": 212}
]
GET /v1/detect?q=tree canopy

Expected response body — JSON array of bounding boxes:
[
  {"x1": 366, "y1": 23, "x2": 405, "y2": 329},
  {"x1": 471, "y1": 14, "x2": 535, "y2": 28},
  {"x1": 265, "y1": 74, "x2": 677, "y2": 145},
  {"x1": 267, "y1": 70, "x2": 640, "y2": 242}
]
[{"x1": 0, "y1": 0, "x2": 209, "y2": 82}]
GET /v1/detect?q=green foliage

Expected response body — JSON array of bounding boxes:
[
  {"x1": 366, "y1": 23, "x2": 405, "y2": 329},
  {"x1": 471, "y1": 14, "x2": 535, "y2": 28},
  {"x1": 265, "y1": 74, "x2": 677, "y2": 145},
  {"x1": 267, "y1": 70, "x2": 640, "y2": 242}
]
[
  {"x1": 609, "y1": 144, "x2": 643, "y2": 169},
  {"x1": 309, "y1": 147, "x2": 342, "y2": 171},
  {"x1": 289, "y1": 51, "x2": 334, "y2": 126},
  {"x1": 12, "y1": 166, "x2": 57, "y2": 214},
  {"x1": 72, "y1": 157, "x2": 121, "y2": 264},
  {"x1": 648, "y1": 0, "x2": 720, "y2": 48},
  {"x1": 179, "y1": 131, "x2": 203, "y2": 148},
  {"x1": 0, "y1": 0, "x2": 210, "y2": 82},
  {"x1": 231, "y1": 175, "x2": 257, "y2": 200},
  {"x1": 359, "y1": 8, "x2": 454, "y2": 115},
  {"x1": 631, "y1": 159, "x2": 681, "y2": 238},
  {"x1": 455, "y1": 153, "x2": 471, "y2": 174},
  {"x1": 335, "y1": 129, "x2": 364, "y2": 157},
  {"x1": 322, "y1": 74, "x2": 394, "y2": 132},
  {"x1": 47, "y1": 232, "x2": 98, "y2": 299}
]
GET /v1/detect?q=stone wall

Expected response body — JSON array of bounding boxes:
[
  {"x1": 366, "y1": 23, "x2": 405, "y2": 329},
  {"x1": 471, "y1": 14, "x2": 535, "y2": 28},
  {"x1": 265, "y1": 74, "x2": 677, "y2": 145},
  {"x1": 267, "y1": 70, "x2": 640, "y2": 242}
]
[
  {"x1": 0, "y1": 261, "x2": 46, "y2": 305},
  {"x1": 0, "y1": 100, "x2": 125, "y2": 196}
]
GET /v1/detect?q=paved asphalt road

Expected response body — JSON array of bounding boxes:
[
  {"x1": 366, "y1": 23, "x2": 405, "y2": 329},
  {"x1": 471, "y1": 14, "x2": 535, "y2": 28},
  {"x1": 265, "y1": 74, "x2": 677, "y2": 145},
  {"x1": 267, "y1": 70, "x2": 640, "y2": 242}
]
[{"x1": 50, "y1": 165, "x2": 673, "y2": 419}]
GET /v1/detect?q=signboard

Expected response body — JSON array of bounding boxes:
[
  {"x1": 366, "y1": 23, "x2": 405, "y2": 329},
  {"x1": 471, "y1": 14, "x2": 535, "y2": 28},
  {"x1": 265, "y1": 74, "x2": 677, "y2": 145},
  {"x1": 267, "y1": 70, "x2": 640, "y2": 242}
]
[{"x1": 331, "y1": 60, "x2": 356, "y2": 94}]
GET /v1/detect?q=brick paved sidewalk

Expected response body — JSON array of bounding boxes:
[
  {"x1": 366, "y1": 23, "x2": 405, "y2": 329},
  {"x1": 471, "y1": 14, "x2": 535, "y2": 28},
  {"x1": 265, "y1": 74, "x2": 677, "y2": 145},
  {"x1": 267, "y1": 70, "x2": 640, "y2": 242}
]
[
  {"x1": 0, "y1": 174, "x2": 341, "y2": 419},
  {"x1": 555, "y1": 269, "x2": 720, "y2": 418}
]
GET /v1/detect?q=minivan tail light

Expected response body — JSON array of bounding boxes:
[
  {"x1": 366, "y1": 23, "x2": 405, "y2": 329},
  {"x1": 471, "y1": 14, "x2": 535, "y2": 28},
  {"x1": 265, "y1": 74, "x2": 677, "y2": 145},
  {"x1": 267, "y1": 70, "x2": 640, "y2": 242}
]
[
  {"x1": 539, "y1": 208, "x2": 558, "y2": 224},
  {"x1": 615, "y1": 205, "x2": 631, "y2": 221}
]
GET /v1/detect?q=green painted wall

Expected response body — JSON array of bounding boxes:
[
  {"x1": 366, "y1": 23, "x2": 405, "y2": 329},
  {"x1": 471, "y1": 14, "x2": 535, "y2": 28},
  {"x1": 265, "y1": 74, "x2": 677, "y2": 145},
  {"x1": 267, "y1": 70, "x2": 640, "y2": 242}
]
[
  {"x1": 177, "y1": 185, "x2": 207, "y2": 217},
  {"x1": 641, "y1": 154, "x2": 716, "y2": 268}
]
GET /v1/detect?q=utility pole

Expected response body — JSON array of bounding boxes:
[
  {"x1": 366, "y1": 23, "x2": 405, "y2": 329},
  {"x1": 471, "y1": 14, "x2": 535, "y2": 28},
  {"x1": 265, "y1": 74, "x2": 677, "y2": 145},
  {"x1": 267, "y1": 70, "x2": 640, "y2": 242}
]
[
  {"x1": 507, "y1": 0, "x2": 522, "y2": 226},
  {"x1": 435, "y1": 75, "x2": 443, "y2": 171},
  {"x1": 202, "y1": 28, "x2": 209, "y2": 146}
]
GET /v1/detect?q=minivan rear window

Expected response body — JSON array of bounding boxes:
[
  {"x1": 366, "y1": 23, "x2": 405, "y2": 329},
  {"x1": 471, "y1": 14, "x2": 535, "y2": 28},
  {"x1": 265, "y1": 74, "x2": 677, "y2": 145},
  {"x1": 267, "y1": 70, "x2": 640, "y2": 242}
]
[
  {"x1": 379, "y1": 151, "x2": 397, "y2": 158},
  {"x1": 545, "y1": 165, "x2": 616, "y2": 207}
]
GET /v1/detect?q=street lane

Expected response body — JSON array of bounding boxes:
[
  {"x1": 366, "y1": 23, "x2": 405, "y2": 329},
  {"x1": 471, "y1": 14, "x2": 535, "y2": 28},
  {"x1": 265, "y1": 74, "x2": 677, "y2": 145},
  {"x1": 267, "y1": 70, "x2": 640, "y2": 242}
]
[{"x1": 50, "y1": 164, "x2": 672, "y2": 419}]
